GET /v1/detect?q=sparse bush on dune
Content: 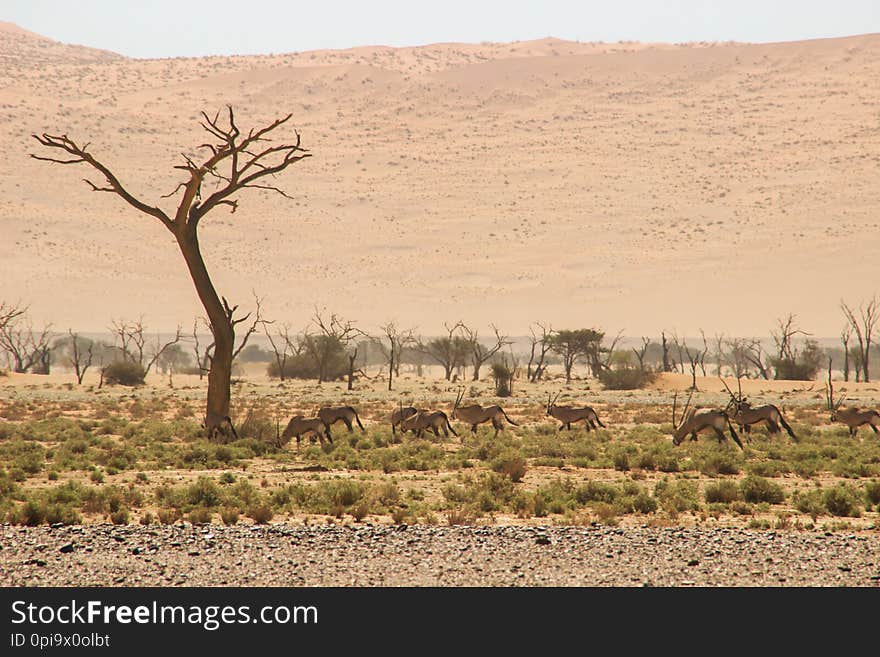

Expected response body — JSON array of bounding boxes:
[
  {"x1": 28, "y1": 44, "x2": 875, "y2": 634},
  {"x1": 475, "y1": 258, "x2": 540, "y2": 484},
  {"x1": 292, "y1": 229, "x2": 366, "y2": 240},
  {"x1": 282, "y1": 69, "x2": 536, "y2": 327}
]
[
  {"x1": 102, "y1": 361, "x2": 146, "y2": 386},
  {"x1": 597, "y1": 368, "x2": 657, "y2": 390}
]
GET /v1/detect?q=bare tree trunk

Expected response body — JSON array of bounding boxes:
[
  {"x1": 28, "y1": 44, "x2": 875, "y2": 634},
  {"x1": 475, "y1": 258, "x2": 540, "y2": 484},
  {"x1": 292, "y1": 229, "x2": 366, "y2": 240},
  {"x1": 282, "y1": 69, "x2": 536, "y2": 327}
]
[{"x1": 178, "y1": 230, "x2": 234, "y2": 420}]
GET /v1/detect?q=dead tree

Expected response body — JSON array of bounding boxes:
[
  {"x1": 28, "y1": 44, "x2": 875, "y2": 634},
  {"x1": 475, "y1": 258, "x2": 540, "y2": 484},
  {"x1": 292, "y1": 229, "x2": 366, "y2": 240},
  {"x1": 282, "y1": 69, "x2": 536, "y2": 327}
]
[
  {"x1": 65, "y1": 329, "x2": 94, "y2": 384},
  {"x1": 632, "y1": 337, "x2": 651, "y2": 371},
  {"x1": 661, "y1": 331, "x2": 672, "y2": 373},
  {"x1": 841, "y1": 296, "x2": 878, "y2": 383},
  {"x1": 0, "y1": 302, "x2": 26, "y2": 335},
  {"x1": 744, "y1": 339, "x2": 771, "y2": 380},
  {"x1": 526, "y1": 322, "x2": 553, "y2": 383},
  {"x1": 459, "y1": 323, "x2": 510, "y2": 381},
  {"x1": 0, "y1": 311, "x2": 53, "y2": 374},
  {"x1": 192, "y1": 318, "x2": 214, "y2": 380},
  {"x1": 32, "y1": 106, "x2": 310, "y2": 426},
  {"x1": 673, "y1": 334, "x2": 707, "y2": 391},
  {"x1": 379, "y1": 321, "x2": 416, "y2": 391},
  {"x1": 263, "y1": 322, "x2": 296, "y2": 381},
  {"x1": 841, "y1": 324, "x2": 852, "y2": 382}
]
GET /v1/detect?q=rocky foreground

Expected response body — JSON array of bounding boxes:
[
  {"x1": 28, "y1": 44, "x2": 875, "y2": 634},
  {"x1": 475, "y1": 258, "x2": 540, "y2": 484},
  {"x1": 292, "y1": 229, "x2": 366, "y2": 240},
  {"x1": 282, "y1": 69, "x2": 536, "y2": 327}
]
[{"x1": 1, "y1": 524, "x2": 879, "y2": 587}]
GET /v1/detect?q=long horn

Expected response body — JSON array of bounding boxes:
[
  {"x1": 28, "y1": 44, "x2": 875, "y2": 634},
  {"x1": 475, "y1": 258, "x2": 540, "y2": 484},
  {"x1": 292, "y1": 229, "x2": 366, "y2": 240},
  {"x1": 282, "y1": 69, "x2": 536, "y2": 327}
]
[
  {"x1": 682, "y1": 389, "x2": 694, "y2": 419},
  {"x1": 672, "y1": 391, "x2": 679, "y2": 429},
  {"x1": 719, "y1": 376, "x2": 737, "y2": 402}
]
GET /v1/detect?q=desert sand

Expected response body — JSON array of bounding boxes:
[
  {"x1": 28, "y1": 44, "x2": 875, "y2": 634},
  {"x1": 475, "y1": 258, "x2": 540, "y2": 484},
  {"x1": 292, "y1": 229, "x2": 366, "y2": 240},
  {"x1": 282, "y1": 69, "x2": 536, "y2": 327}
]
[{"x1": 1, "y1": 23, "x2": 878, "y2": 338}]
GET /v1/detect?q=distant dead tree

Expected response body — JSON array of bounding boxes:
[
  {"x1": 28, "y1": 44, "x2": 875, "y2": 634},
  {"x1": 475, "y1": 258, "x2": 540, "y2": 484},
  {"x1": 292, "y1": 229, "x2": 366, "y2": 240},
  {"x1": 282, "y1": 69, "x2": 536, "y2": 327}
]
[
  {"x1": 632, "y1": 337, "x2": 651, "y2": 371},
  {"x1": 0, "y1": 302, "x2": 26, "y2": 335},
  {"x1": 841, "y1": 324, "x2": 852, "y2": 382},
  {"x1": 379, "y1": 321, "x2": 416, "y2": 391},
  {"x1": 724, "y1": 337, "x2": 751, "y2": 379},
  {"x1": 744, "y1": 339, "x2": 771, "y2": 380},
  {"x1": 262, "y1": 322, "x2": 297, "y2": 382},
  {"x1": 841, "y1": 295, "x2": 878, "y2": 383},
  {"x1": 31, "y1": 106, "x2": 310, "y2": 430},
  {"x1": 712, "y1": 333, "x2": 725, "y2": 376},
  {"x1": 526, "y1": 322, "x2": 553, "y2": 383},
  {"x1": 0, "y1": 309, "x2": 53, "y2": 374},
  {"x1": 110, "y1": 318, "x2": 182, "y2": 376},
  {"x1": 673, "y1": 334, "x2": 707, "y2": 391},
  {"x1": 459, "y1": 323, "x2": 510, "y2": 381},
  {"x1": 61, "y1": 329, "x2": 94, "y2": 384},
  {"x1": 660, "y1": 331, "x2": 672, "y2": 373}
]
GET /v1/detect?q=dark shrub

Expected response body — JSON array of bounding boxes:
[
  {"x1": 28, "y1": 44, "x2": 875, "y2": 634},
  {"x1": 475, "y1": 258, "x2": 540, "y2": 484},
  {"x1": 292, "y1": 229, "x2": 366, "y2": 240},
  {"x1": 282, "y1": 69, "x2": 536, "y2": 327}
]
[
  {"x1": 740, "y1": 476, "x2": 785, "y2": 504},
  {"x1": 598, "y1": 368, "x2": 657, "y2": 390},
  {"x1": 103, "y1": 361, "x2": 146, "y2": 386}
]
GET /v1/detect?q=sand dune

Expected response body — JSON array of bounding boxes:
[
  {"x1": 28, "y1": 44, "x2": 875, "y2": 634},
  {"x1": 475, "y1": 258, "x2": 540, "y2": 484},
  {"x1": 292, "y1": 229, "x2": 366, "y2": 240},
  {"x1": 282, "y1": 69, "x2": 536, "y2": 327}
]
[{"x1": 1, "y1": 23, "x2": 878, "y2": 338}]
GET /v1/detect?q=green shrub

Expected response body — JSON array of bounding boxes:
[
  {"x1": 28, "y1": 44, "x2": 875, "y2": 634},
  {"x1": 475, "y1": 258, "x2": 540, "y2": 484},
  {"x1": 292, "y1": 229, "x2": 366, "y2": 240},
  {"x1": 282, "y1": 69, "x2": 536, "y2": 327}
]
[
  {"x1": 823, "y1": 485, "x2": 862, "y2": 518},
  {"x1": 597, "y1": 368, "x2": 657, "y2": 390},
  {"x1": 740, "y1": 476, "x2": 785, "y2": 504},
  {"x1": 794, "y1": 490, "x2": 825, "y2": 519},
  {"x1": 865, "y1": 481, "x2": 880, "y2": 506},
  {"x1": 492, "y1": 456, "x2": 527, "y2": 483},
  {"x1": 704, "y1": 480, "x2": 742, "y2": 504},
  {"x1": 220, "y1": 507, "x2": 240, "y2": 525},
  {"x1": 654, "y1": 478, "x2": 701, "y2": 513},
  {"x1": 188, "y1": 508, "x2": 212, "y2": 525},
  {"x1": 248, "y1": 505, "x2": 274, "y2": 524},
  {"x1": 109, "y1": 508, "x2": 130, "y2": 525},
  {"x1": 630, "y1": 492, "x2": 658, "y2": 514},
  {"x1": 157, "y1": 508, "x2": 182, "y2": 525}
]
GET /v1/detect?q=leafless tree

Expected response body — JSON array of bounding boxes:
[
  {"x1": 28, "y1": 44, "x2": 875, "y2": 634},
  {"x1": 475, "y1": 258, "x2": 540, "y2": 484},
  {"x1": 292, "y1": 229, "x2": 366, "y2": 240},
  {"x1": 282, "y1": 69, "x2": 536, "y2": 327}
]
[
  {"x1": 110, "y1": 318, "x2": 182, "y2": 375},
  {"x1": 64, "y1": 329, "x2": 94, "y2": 384},
  {"x1": 841, "y1": 295, "x2": 879, "y2": 383},
  {"x1": 841, "y1": 324, "x2": 852, "y2": 382},
  {"x1": 724, "y1": 337, "x2": 752, "y2": 379},
  {"x1": 712, "y1": 333, "x2": 726, "y2": 376},
  {"x1": 32, "y1": 106, "x2": 310, "y2": 426},
  {"x1": 459, "y1": 323, "x2": 510, "y2": 381},
  {"x1": 0, "y1": 302, "x2": 26, "y2": 334},
  {"x1": 660, "y1": 331, "x2": 672, "y2": 373},
  {"x1": 526, "y1": 322, "x2": 553, "y2": 383},
  {"x1": 379, "y1": 321, "x2": 416, "y2": 391},
  {"x1": 0, "y1": 311, "x2": 53, "y2": 374},
  {"x1": 673, "y1": 334, "x2": 707, "y2": 391},
  {"x1": 744, "y1": 339, "x2": 771, "y2": 380},
  {"x1": 263, "y1": 322, "x2": 296, "y2": 381},
  {"x1": 192, "y1": 318, "x2": 214, "y2": 380},
  {"x1": 632, "y1": 337, "x2": 651, "y2": 371}
]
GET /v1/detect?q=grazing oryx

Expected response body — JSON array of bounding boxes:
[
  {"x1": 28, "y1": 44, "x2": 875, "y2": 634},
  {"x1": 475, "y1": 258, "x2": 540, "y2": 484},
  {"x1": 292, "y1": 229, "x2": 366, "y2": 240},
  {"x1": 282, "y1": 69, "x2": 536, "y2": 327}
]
[
  {"x1": 546, "y1": 392, "x2": 606, "y2": 431},
  {"x1": 281, "y1": 415, "x2": 332, "y2": 447},
  {"x1": 204, "y1": 412, "x2": 238, "y2": 442},
  {"x1": 720, "y1": 377, "x2": 797, "y2": 441},
  {"x1": 391, "y1": 405, "x2": 419, "y2": 437},
  {"x1": 825, "y1": 376, "x2": 880, "y2": 438},
  {"x1": 318, "y1": 405, "x2": 365, "y2": 434},
  {"x1": 398, "y1": 409, "x2": 458, "y2": 440},
  {"x1": 451, "y1": 387, "x2": 518, "y2": 437},
  {"x1": 671, "y1": 390, "x2": 743, "y2": 449}
]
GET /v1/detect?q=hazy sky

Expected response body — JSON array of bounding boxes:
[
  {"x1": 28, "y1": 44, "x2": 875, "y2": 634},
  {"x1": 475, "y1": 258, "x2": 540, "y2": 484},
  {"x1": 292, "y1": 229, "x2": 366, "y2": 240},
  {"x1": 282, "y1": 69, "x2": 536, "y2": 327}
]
[{"x1": 4, "y1": 0, "x2": 879, "y2": 58}]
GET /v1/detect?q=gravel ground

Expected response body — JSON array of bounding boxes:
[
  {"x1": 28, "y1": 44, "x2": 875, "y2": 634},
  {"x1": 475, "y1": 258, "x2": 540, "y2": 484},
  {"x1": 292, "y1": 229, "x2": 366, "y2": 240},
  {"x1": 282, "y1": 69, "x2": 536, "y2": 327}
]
[{"x1": 2, "y1": 523, "x2": 880, "y2": 587}]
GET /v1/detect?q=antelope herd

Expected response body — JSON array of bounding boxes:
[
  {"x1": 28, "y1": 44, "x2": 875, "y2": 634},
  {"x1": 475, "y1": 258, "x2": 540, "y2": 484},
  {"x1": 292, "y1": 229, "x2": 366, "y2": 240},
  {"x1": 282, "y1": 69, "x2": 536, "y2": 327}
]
[{"x1": 252, "y1": 379, "x2": 880, "y2": 450}]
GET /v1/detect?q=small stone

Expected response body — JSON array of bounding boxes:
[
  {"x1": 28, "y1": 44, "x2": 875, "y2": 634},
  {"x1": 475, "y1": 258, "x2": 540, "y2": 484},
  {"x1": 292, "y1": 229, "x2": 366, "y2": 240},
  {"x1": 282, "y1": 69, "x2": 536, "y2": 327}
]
[
  {"x1": 59, "y1": 543, "x2": 75, "y2": 554},
  {"x1": 687, "y1": 559, "x2": 700, "y2": 567},
  {"x1": 535, "y1": 535, "x2": 551, "y2": 545}
]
